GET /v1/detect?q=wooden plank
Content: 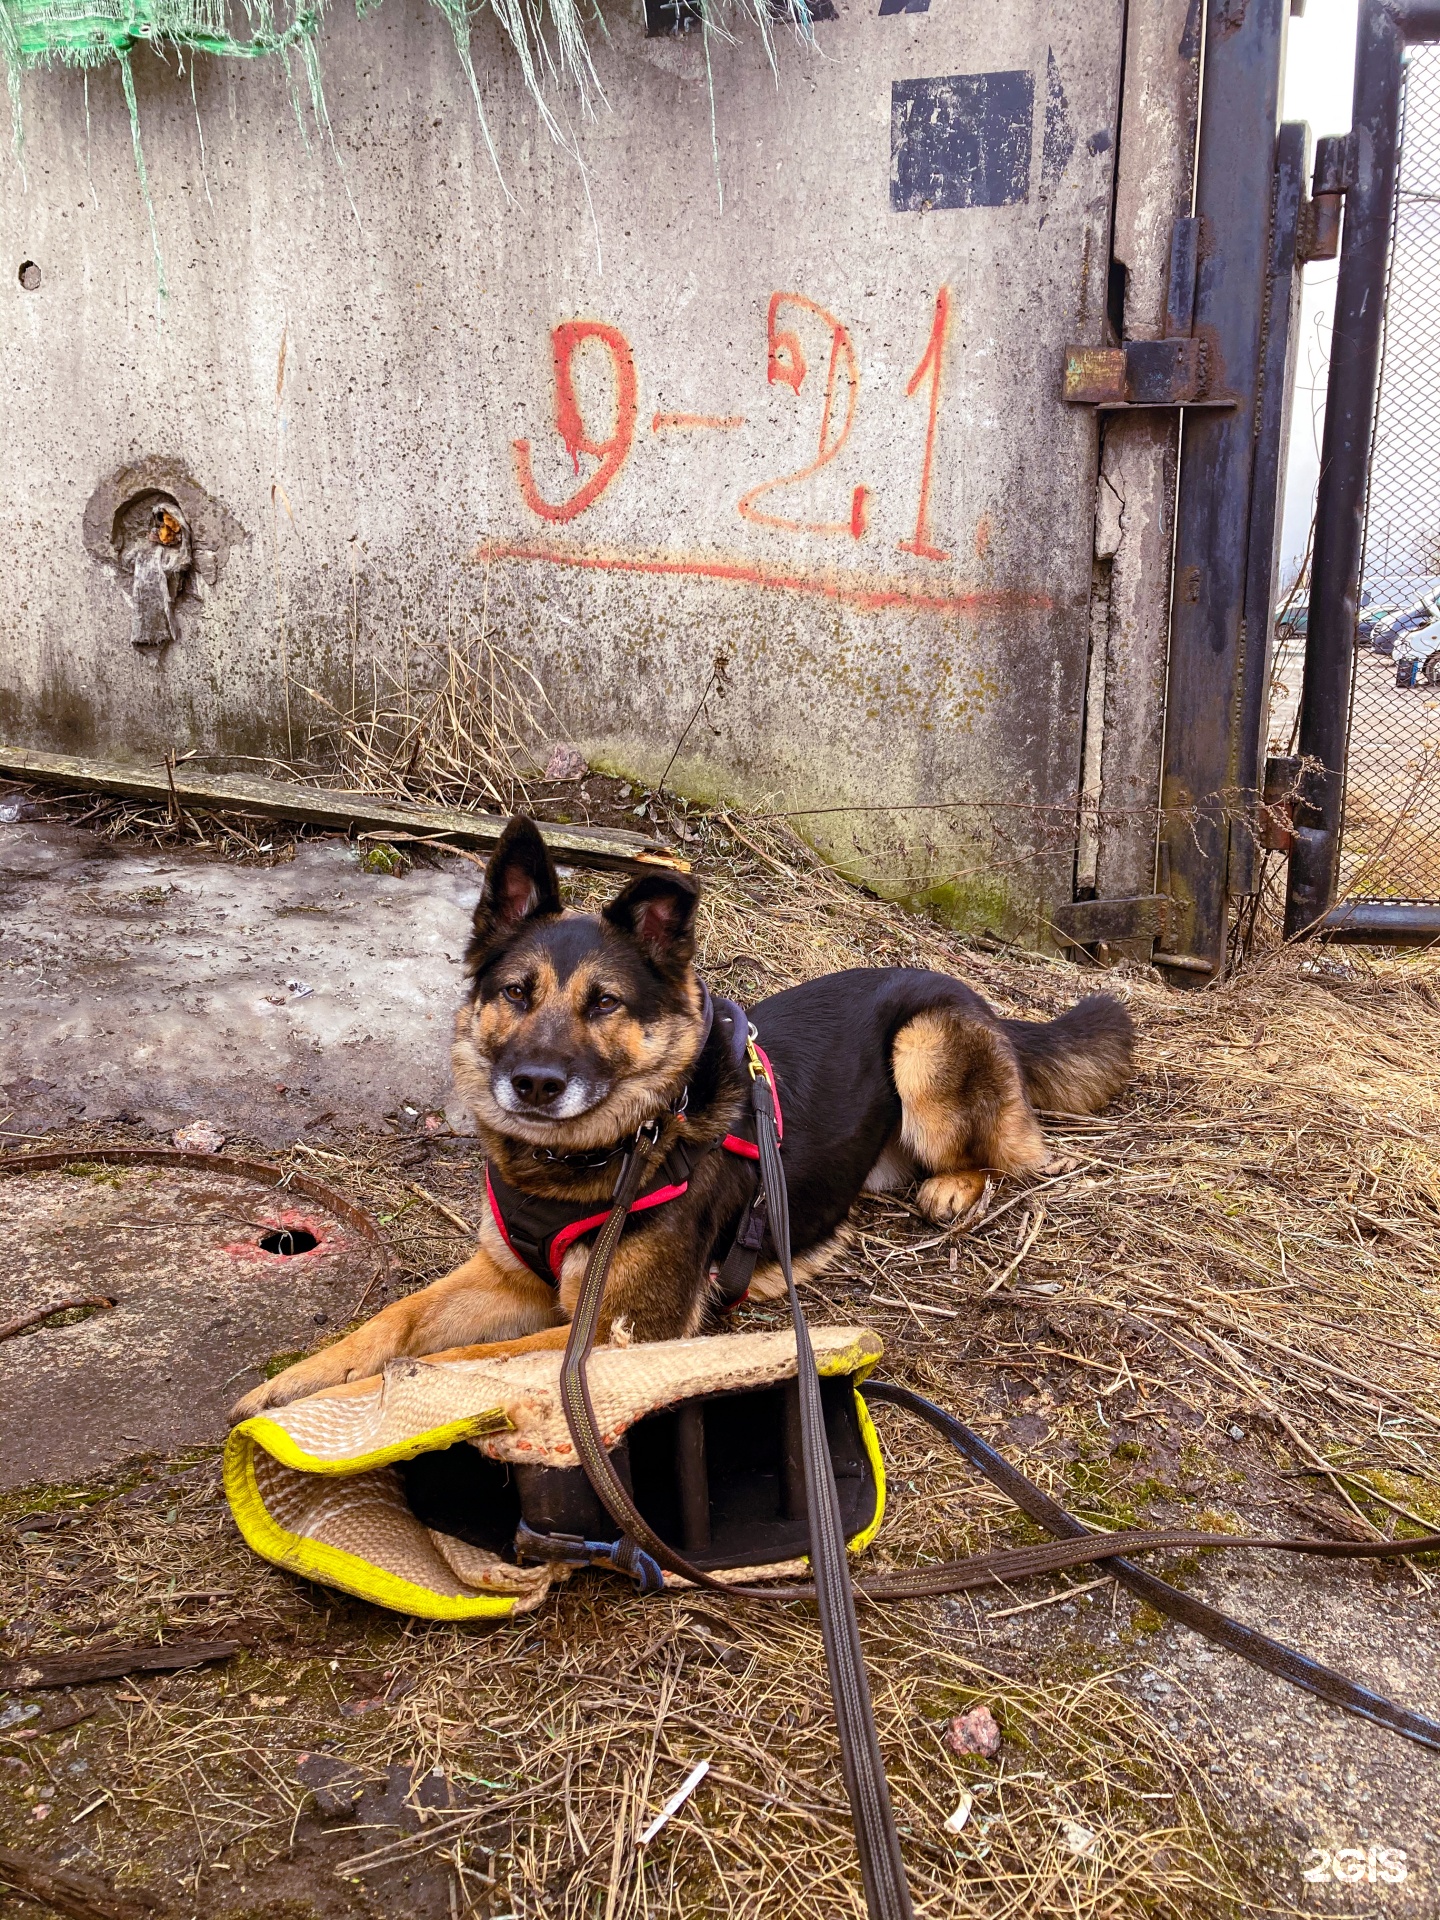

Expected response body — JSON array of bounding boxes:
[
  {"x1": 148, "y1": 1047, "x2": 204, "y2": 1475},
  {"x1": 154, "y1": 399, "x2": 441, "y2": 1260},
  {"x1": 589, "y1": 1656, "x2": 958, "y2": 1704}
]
[
  {"x1": 1089, "y1": 0, "x2": 1201, "y2": 937},
  {"x1": 0, "y1": 1638, "x2": 240, "y2": 1690},
  {"x1": 0, "y1": 746, "x2": 686, "y2": 874}
]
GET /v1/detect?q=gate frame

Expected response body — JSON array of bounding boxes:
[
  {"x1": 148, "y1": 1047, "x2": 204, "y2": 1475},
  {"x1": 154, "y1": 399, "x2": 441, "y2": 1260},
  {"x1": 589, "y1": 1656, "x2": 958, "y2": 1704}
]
[
  {"x1": 1066, "y1": 0, "x2": 1329, "y2": 980},
  {"x1": 1284, "y1": 0, "x2": 1440, "y2": 944},
  {"x1": 1151, "y1": 0, "x2": 1296, "y2": 981}
]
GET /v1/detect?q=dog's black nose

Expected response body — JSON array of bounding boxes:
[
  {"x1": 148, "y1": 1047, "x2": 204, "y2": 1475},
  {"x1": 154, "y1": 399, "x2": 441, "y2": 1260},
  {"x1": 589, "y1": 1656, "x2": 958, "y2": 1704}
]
[{"x1": 508, "y1": 1063, "x2": 569, "y2": 1109}]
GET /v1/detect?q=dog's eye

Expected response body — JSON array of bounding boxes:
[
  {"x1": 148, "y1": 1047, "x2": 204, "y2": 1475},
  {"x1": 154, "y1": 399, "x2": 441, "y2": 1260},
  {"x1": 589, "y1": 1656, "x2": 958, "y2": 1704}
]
[
  {"x1": 502, "y1": 983, "x2": 527, "y2": 1006},
  {"x1": 593, "y1": 992, "x2": 621, "y2": 1015}
]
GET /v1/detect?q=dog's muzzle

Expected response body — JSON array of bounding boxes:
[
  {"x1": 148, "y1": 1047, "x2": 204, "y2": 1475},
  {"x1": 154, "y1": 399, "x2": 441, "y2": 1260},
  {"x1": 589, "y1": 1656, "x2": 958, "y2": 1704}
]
[{"x1": 493, "y1": 1062, "x2": 604, "y2": 1119}]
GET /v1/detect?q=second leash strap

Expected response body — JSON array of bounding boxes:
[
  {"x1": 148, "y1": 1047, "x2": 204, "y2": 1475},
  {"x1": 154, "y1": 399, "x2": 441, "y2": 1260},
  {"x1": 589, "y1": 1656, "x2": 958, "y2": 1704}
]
[
  {"x1": 555, "y1": 1067, "x2": 917, "y2": 1920},
  {"x1": 751, "y1": 1063, "x2": 916, "y2": 1920}
]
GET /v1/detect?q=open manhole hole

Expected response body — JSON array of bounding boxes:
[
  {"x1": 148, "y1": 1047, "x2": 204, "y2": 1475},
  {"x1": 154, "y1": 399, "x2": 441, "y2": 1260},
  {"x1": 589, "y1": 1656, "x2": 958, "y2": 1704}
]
[
  {"x1": 258, "y1": 1227, "x2": 319, "y2": 1256},
  {"x1": 0, "y1": 1151, "x2": 392, "y2": 1491}
]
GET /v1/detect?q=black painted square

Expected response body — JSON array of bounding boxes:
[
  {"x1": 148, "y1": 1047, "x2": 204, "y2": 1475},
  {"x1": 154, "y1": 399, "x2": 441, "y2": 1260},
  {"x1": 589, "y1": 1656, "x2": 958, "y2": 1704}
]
[{"x1": 890, "y1": 69, "x2": 1035, "y2": 212}]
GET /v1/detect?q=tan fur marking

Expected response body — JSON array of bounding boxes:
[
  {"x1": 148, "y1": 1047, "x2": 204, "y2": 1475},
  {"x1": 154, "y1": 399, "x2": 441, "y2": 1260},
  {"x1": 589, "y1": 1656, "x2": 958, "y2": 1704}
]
[
  {"x1": 892, "y1": 1008, "x2": 1048, "y2": 1193},
  {"x1": 424, "y1": 1324, "x2": 574, "y2": 1364},
  {"x1": 914, "y1": 1171, "x2": 990, "y2": 1223},
  {"x1": 748, "y1": 1227, "x2": 851, "y2": 1300},
  {"x1": 452, "y1": 968, "x2": 704, "y2": 1153}
]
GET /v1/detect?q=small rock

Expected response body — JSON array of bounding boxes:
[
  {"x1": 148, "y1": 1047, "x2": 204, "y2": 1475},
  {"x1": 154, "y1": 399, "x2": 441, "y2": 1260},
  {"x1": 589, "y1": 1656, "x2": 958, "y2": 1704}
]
[
  {"x1": 544, "y1": 743, "x2": 587, "y2": 781},
  {"x1": 944, "y1": 1704, "x2": 1001, "y2": 1758},
  {"x1": 172, "y1": 1121, "x2": 226, "y2": 1154},
  {"x1": 1061, "y1": 1820, "x2": 1098, "y2": 1856}
]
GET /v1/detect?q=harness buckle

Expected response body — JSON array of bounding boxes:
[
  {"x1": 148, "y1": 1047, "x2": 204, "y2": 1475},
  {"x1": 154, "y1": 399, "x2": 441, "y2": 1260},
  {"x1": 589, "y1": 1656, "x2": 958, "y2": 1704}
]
[
  {"x1": 744, "y1": 1026, "x2": 767, "y2": 1082},
  {"x1": 513, "y1": 1521, "x2": 666, "y2": 1594}
]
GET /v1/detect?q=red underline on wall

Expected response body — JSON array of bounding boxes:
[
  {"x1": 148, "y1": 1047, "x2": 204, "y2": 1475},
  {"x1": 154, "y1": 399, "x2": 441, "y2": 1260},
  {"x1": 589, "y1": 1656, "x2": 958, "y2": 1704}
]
[
  {"x1": 474, "y1": 539, "x2": 1053, "y2": 619},
  {"x1": 650, "y1": 412, "x2": 748, "y2": 431}
]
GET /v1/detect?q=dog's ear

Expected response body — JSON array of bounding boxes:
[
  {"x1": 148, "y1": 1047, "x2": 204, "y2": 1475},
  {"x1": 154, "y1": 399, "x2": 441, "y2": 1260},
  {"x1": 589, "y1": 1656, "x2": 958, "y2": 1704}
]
[
  {"x1": 603, "y1": 870, "x2": 700, "y2": 975},
  {"x1": 467, "y1": 819, "x2": 562, "y2": 968}
]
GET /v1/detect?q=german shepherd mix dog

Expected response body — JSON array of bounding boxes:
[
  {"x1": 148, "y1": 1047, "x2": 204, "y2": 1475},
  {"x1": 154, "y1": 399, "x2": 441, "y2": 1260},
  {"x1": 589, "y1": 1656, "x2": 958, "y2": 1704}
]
[{"x1": 233, "y1": 819, "x2": 1133, "y2": 1420}]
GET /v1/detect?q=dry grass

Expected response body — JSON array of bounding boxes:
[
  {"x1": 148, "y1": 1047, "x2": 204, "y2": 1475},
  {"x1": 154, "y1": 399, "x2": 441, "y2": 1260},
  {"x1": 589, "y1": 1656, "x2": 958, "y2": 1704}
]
[
  {"x1": 283, "y1": 600, "x2": 552, "y2": 818},
  {"x1": 4, "y1": 806, "x2": 1440, "y2": 1917},
  {"x1": 0, "y1": 785, "x2": 306, "y2": 867}
]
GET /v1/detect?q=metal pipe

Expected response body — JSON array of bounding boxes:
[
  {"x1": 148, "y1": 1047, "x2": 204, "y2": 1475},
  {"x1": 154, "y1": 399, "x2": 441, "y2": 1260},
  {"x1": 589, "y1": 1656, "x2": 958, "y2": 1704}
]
[
  {"x1": 1395, "y1": 4, "x2": 1440, "y2": 36},
  {"x1": 1318, "y1": 900, "x2": 1440, "y2": 943},
  {"x1": 1285, "y1": 0, "x2": 1408, "y2": 934}
]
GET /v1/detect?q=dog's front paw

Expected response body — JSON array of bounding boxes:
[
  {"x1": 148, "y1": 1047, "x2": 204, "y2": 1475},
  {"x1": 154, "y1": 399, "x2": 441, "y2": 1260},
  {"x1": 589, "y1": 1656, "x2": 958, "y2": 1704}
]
[
  {"x1": 916, "y1": 1172, "x2": 991, "y2": 1225},
  {"x1": 229, "y1": 1346, "x2": 367, "y2": 1424}
]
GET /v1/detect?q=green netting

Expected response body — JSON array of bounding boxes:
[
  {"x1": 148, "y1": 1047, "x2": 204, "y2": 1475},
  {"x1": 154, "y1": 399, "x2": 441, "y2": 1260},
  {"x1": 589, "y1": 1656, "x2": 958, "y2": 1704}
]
[
  {"x1": 2, "y1": 0, "x2": 325, "y2": 65},
  {"x1": 0, "y1": 0, "x2": 801, "y2": 297}
]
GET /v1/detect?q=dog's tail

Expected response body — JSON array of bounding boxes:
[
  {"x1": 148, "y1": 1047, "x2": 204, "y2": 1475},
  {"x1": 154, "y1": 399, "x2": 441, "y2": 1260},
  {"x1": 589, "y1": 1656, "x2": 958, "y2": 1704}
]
[{"x1": 1002, "y1": 994, "x2": 1135, "y2": 1115}]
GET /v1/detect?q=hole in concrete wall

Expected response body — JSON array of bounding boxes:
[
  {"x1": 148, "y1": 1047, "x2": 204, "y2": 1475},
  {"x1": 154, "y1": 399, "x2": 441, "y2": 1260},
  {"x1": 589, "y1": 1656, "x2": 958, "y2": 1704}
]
[
  {"x1": 258, "y1": 1228, "x2": 319, "y2": 1257},
  {"x1": 18, "y1": 262, "x2": 40, "y2": 291},
  {"x1": 112, "y1": 488, "x2": 187, "y2": 561}
]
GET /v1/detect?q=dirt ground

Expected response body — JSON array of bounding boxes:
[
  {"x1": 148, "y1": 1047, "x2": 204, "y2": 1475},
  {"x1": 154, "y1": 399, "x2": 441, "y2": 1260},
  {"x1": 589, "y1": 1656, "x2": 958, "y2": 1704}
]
[{"x1": 3, "y1": 783, "x2": 1440, "y2": 1919}]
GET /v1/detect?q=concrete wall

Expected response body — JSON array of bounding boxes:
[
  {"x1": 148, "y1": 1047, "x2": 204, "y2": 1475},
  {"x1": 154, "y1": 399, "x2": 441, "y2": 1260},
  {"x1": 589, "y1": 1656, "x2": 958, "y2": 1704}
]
[{"x1": 0, "y1": 0, "x2": 1139, "y2": 932}]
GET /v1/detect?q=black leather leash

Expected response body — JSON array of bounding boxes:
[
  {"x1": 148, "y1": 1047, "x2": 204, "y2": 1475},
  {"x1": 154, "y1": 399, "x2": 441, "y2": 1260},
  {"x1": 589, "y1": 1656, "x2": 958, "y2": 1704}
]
[
  {"x1": 557, "y1": 1050, "x2": 916, "y2": 1917},
  {"x1": 862, "y1": 1381, "x2": 1440, "y2": 1750},
  {"x1": 553, "y1": 1043, "x2": 1440, "y2": 1916}
]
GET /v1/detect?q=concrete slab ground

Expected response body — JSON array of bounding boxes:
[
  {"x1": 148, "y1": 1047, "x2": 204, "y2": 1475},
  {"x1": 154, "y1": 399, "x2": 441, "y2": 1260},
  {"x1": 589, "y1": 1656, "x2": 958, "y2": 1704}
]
[
  {"x1": 0, "y1": 1162, "x2": 376, "y2": 1489},
  {"x1": 0, "y1": 817, "x2": 484, "y2": 1144}
]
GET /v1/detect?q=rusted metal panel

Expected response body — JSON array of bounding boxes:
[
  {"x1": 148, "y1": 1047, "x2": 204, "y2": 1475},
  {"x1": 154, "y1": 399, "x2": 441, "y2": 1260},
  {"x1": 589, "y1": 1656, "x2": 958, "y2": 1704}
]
[
  {"x1": 1064, "y1": 347, "x2": 1129, "y2": 405},
  {"x1": 1063, "y1": 334, "x2": 1222, "y2": 407},
  {"x1": 1158, "y1": 0, "x2": 1291, "y2": 974},
  {"x1": 1050, "y1": 892, "x2": 1171, "y2": 944},
  {"x1": 0, "y1": 0, "x2": 1132, "y2": 933},
  {"x1": 1079, "y1": 0, "x2": 1201, "y2": 930}
]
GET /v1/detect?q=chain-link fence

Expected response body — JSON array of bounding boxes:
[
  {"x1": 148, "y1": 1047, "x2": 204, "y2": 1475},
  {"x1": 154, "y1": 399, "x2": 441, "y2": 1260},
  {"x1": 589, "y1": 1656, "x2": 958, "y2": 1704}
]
[{"x1": 1340, "y1": 42, "x2": 1440, "y2": 904}]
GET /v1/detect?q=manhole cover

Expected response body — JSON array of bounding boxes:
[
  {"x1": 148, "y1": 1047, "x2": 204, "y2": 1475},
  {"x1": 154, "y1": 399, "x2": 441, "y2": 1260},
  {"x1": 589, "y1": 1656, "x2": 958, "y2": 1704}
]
[{"x1": 0, "y1": 1151, "x2": 388, "y2": 1491}]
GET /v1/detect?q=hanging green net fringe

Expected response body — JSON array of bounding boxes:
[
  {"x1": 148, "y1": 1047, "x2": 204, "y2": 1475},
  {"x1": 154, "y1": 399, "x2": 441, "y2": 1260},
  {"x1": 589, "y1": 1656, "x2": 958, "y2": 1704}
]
[
  {"x1": 0, "y1": 0, "x2": 338, "y2": 71},
  {"x1": 0, "y1": 0, "x2": 791, "y2": 98},
  {"x1": 0, "y1": 0, "x2": 800, "y2": 298}
]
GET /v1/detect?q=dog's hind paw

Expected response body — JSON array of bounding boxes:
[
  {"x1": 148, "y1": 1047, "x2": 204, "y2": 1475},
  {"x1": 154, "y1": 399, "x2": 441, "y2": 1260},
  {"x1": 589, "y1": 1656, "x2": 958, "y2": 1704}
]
[{"x1": 916, "y1": 1171, "x2": 991, "y2": 1225}]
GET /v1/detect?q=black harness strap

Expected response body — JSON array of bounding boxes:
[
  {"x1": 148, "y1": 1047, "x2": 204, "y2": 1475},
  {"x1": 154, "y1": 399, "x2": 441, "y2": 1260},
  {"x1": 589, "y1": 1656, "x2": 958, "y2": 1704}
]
[{"x1": 484, "y1": 1136, "x2": 710, "y2": 1290}]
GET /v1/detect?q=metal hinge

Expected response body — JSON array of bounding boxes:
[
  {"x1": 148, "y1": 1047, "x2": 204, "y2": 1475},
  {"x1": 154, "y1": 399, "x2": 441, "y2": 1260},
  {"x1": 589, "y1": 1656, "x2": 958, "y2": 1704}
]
[
  {"x1": 1260, "y1": 753, "x2": 1301, "y2": 852},
  {"x1": 1051, "y1": 894, "x2": 1173, "y2": 946},
  {"x1": 1063, "y1": 218, "x2": 1236, "y2": 410},
  {"x1": 1297, "y1": 131, "x2": 1355, "y2": 263}
]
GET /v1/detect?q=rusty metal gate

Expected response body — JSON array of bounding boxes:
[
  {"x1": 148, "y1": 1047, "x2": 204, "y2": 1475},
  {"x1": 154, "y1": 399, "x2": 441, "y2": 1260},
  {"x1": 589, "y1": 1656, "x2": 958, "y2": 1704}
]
[
  {"x1": 1286, "y1": 0, "x2": 1440, "y2": 944},
  {"x1": 1342, "y1": 41, "x2": 1440, "y2": 909}
]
